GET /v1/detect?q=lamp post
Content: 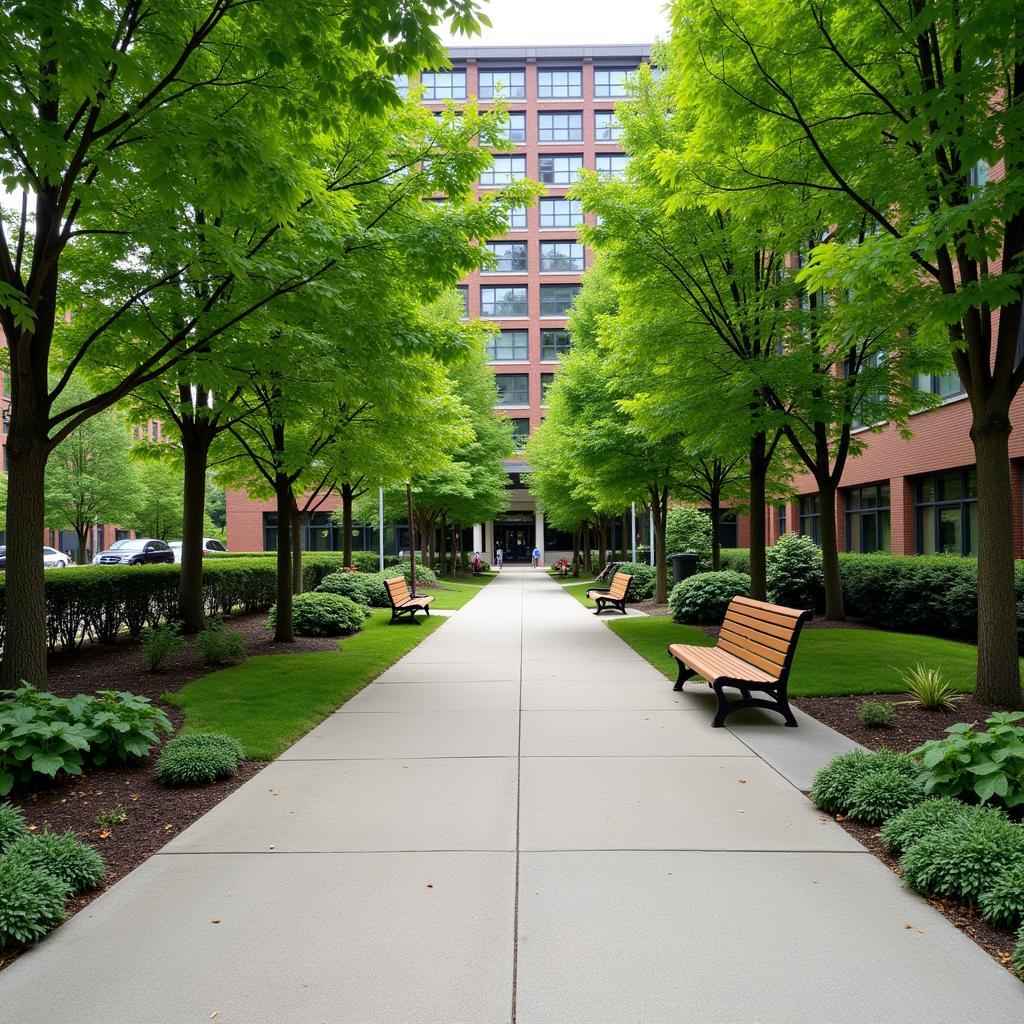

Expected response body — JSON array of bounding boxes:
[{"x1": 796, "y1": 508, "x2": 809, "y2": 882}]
[
  {"x1": 649, "y1": 509, "x2": 655, "y2": 567},
  {"x1": 378, "y1": 484, "x2": 385, "y2": 573},
  {"x1": 406, "y1": 481, "x2": 416, "y2": 596},
  {"x1": 630, "y1": 502, "x2": 637, "y2": 563}
]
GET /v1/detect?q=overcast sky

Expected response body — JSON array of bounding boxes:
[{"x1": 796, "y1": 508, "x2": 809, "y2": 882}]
[{"x1": 440, "y1": 0, "x2": 670, "y2": 47}]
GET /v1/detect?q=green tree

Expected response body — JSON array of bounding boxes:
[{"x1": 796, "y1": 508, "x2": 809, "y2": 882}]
[{"x1": 131, "y1": 461, "x2": 186, "y2": 541}]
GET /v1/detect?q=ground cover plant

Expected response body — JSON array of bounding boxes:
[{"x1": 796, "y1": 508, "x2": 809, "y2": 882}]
[
  {"x1": 194, "y1": 619, "x2": 247, "y2": 666},
  {"x1": 156, "y1": 732, "x2": 246, "y2": 787},
  {"x1": 809, "y1": 749, "x2": 919, "y2": 817},
  {"x1": 139, "y1": 623, "x2": 186, "y2": 672},
  {"x1": 899, "y1": 664, "x2": 965, "y2": 711},
  {"x1": 4, "y1": 829, "x2": 106, "y2": 895},
  {"x1": 857, "y1": 700, "x2": 894, "y2": 728}
]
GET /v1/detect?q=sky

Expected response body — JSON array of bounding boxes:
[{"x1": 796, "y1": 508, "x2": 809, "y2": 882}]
[{"x1": 439, "y1": 0, "x2": 670, "y2": 47}]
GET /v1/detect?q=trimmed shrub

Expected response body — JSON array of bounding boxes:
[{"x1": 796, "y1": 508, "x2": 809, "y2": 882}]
[
  {"x1": 665, "y1": 507, "x2": 713, "y2": 571},
  {"x1": 316, "y1": 572, "x2": 380, "y2": 607},
  {"x1": 140, "y1": 621, "x2": 186, "y2": 671},
  {"x1": 857, "y1": 700, "x2": 894, "y2": 728},
  {"x1": 0, "y1": 858, "x2": 69, "y2": 948},
  {"x1": 810, "y1": 748, "x2": 917, "y2": 816},
  {"x1": 394, "y1": 561, "x2": 437, "y2": 587},
  {"x1": 879, "y1": 797, "x2": 976, "y2": 854},
  {"x1": 979, "y1": 861, "x2": 1024, "y2": 928},
  {"x1": 900, "y1": 812, "x2": 1024, "y2": 903},
  {"x1": 0, "y1": 802, "x2": 29, "y2": 852},
  {"x1": 608, "y1": 561, "x2": 657, "y2": 601},
  {"x1": 195, "y1": 619, "x2": 246, "y2": 665},
  {"x1": 156, "y1": 733, "x2": 244, "y2": 786},
  {"x1": 669, "y1": 571, "x2": 750, "y2": 625},
  {"x1": 719, "y1": 548, "x2": 750, "y2": 574},
  {"x1": 5, "y1": 829, "x2": 106, "y2": 895},
  {"x1": 846, "y1": 768, "x2": 925, "y2": 825},
  {"x1": 168, "y1": 732, "x2": 245, "y2": 762},
  {"x1": 350, "y1": 551, "x2": 381, "y2": 573},
  {"x1": 766, "y1": 534, "x2": 824, "y2": 610},
  {"x1": 272, "y1": 592, "x2": 369, "y2": 638}
]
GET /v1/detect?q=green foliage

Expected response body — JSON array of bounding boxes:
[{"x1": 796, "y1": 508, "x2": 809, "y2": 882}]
[
  {"x1": 669, "y1": 571, "x2": 750, "y2": 624},
  {"x1": 140, "y1": 622, "x2": 186, "y2": 671},
  {"x1": 1013, "y1": 926, "x2": 1024, "y2": 978},
  {"x1": 979, "y1": 861, "x2": 1024, "y2": 929},
  {"x1": 857, "y1": 700, "x2": 894, "y2": 728},
  {"x1": 95, "y1": 805, "x2": 126, "y2": 829},
  {"x1": 914, "y1": 713, "x2": 1024, "y2": 810},
  {"x1": 0, "y1": 858, "x2": 69, "y2": 949},
  {"x1": 765, "y1": 535, "x2": 824, "y2": 610},
  {"x1": 0, "y1": 802, "x2": 29, "y2": 852},
  {"x1": 350, "y1": 551, "x2": 383, "y2": 573},
  {"x1": 810, "y1": 748, "x2": 918, "y2": 816},
  {"x1": 898, "y1": 664, "x2": 965, "y2": 711},
  {"x1": 155, "y1": 732, "x2": 244, "y2": 787},
  {"x1": 79, "y1": 690, "x2": 173, "y2": 765},
  {"x1": 195, "y1": 620, "x2": 247, "y2": 666},
  {"x1": 899, "y1": 812, "x2": 1024, "y2": 904},
  {"x1": 5, "y1": 829, "x2": 106, "y2": 895},
  {"x1": 169, "y1": 732, "x2": 246, "y2": 762},
  {"x1": 609, "y1": 562, "x2": 657, "y2": 601},
  {"x1": 719, "y1": 549, "x2": 751, "y2": 574},
  {"x1": 879, "y1": 797, "x2": 977, "y2": 855},
  {"x1": 315, "y1": 572, "x2": 383, "y2": 607},
  {"x1": 130, "y1": 460, "x2": 185, "y2": 540},
  {"x1": 664, "y1": 507, "x2": 713, "y2": 570},
  {"x1": 395, "y1": 561, "x2": 438, "y2": 587},
  {"x1": 272, "y1": 593, "x2": 369, "y2": 638},
  {"x1": 846, "y1": 768, "x2": 925, "y2": 825}
]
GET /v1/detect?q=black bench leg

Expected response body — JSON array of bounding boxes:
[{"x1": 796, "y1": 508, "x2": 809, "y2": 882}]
[
  {"x1": 710, "y1": 682, "x2": 799, "y2": 728},
  {"x1": 672, "y1": 661, "x2": 696, "y2": 692}
]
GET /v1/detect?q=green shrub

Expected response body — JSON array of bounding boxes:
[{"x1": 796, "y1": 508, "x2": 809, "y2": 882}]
[
  {"x1": 810, "y1": 748, "x2": 917, "y2": 815},
  {"x1": 857, "y1": 700, "x2": 894, "y2": 727},
  {"x1": 77, "y1": 690, "x2": 172, "y2": 764},
  {"x1": 1013, "y1": 926, "x2": 1024, "y2": 978},
  {"x1": 898, "y1": 664, "x2": 964, "y2": 711},
  {"x1": 195, "y1": 619, "x2": 246, "y2": 665},
  {"x1": 140, "y1": 621, "x2": 186, "y2": 671},
  {"x1": 394, "y1": 561, "x2": 437, "y2": 587},
  {"x1": 316, "y1": 572, "x2": 379, "y2": 607},
  {"x1": 914, "y1": 713, "x2": 1024, "y2": 810},
  {"x1": 0, "y1": 858, "x2": 69, "y2": 948},
  {"x1": 719, "y1": 548, "x2": 750, "y2": 574},
  {"x1": 271, "y1": 592, "x2": 369, "y2": 638},
  {"x1": 900, "y1": 812, "x2": 1024, "y2": 903},
  {"x1": 0, "y1": 802, "x2": 29, "y2": 852},
  {"x1": 979, "y1": 861, "x2": 1024, "y2": 928},
  {"x1": 608, "y1": 561, "x2": 657, "y2": 601},
  {"x1": 879, "y1": 797, "x2": 976, "y2": 854},
  {"x1": 156, "y1": 732, "x2": 244, "y2": 786},
  {"x1": 665, "y1": 507, "x2": 713, "y2": 571},
  {"x1": 846, "y1": 768, "x2": 925, "y2": 825},
  {"x1": 669, "y1": 571, "x2": 751, "y2": 624},
  {"x1": 766, "y1": 534, "x2": 824, "y2": 610},
  {"x1": 5, "y1": 829, "x2": 106, "y2": 895}
]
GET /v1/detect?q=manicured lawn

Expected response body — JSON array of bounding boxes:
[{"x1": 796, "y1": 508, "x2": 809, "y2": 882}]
[
  {"x1": 426, "y1": 573, "x2": 496, "y2": 610},
  {"x1": 555, "y1": 578, "x2": 604, "y2": 608},
  {"x1": 605, "y1": 617, "x2": 1021, "y2": 697},
  {"x1": 164, "y1": 611, "x2": 445, "y2": 759}
]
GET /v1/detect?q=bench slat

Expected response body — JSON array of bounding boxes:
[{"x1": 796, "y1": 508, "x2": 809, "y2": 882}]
[
  {"x1": 730, "y1": 595, "x2": 806, "y2": 627},
  {"x1": 719, "y1": 624, "x2": 790, "y2": 663},
  {"x1": 669, "y1": 643, "x2": 778, "y2": 684},
  {"x1": 722, "y1": 609, "x2": 798, "y2": 644},
  {"x1": 717, "y1": 636, "x2": 786, "y2": 677}
]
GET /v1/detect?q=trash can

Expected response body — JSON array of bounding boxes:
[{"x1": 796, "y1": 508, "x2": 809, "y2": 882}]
[{"x1": 669, "y1": 552, "x2": 700, "y2": 585}]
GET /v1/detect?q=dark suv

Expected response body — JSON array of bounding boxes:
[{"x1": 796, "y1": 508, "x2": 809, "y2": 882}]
[{"x1": 91, "y1": 539, "x2": 174, "y2": 566}]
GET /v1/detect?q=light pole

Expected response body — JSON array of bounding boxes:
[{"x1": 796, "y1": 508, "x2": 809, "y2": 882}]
[
  {"x1": 378, "y1": 484, "x2": 385, "y2": 573},
  {"x1": 406, "y1": 481, "x2": 417, "y2": 596},
  {"x1": 649, "y1": 509, "x2": 655, "y2": 567},
  {"x1": 630, "y1": 502, "x2": 637, "y2": 563}
]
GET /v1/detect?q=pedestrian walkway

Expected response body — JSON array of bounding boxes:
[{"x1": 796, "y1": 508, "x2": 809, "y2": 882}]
[{"x1": 1, "y1": 568, "x2": 1021, "y2": 1022}]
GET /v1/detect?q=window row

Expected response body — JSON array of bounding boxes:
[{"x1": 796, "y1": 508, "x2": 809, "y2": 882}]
[
  {"x1": 478, "y1": 153, "x2": 628, "y2": 186},
  {"x1": 485, "y1": 328, "x2": 572, "y2": 362},
  {"x1": 484, "y1": 240, "x2": 585, "y2": 273},
  {"x1": 490, "y1": 111, "x2": 624, "y2": 144},
  {"x1": 411, "y1": 68, "x2": 644, "y2": 102},
  {"x1": 495, "y1": 373, "x2": 558, "y2": 407},
  {"x1": 444, "y1": 199, "x2": 580, "y2": 231},
  {"x1": 479, "y1": 284, "x2": 581, "y2": 318}
]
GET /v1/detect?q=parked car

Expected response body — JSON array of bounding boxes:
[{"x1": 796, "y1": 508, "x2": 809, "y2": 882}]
[
  {"x1": 168, "y1": 538, "x2": 228, "y2": 563},
  {"x1": 0, "y1": 546, "x2": 73, "y2": 569},
  {"x1": 91, "y1": 539, "x2": 174, "y2": 565}
]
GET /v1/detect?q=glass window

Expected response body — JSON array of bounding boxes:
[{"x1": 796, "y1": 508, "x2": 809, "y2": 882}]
[
  {"x1": 479, "y1": 69, "x2": 525, "y2": 99},
  {"x1": 719, "y1": 510, "x2": 739, "y2": 549},
  {"x1": 480, "y1": 286, "x2": 528, "y2": 318},
  {"x1": 539, "y1": 198, "x2": 583, "y2": 228},
  {"x1": 594, "y1": 68, "x2": 634, "y2": 97},
  {"x1": 496, "y1": 374, "x2": 530, "y2": 406},
  {"x1": 538, "y1": 112, "x2": 583, "y2": 142},
  {"x1": 540, "y1": 241, "x2": 585, "y2": 272},
  {"x1": 505, "y1": 205, "x2": 527, "y2": 230},
  {"x1": 914, "y1": 368, "x2": 965, "y2": 400},
  {"x1": 541, "y1": 372, "x2": 556, "y2": 401},
  {"x1": 393, "y1": 74, "x2": 409, "y2": 98},
  {"x1": 538, "y1": 154, "x2": 583, "y2": 186},
  {"x1": 540, "y1": 284, "x2": 581, "y2": 318},
  {"x1": 420, "y1": 70, "x2": 466, "y2": 101},
  {"x1": 595, "y1": 153, "x2": 628, "y2": 180},
  {"x1": 486, "y1": 330, "x2": 529, "y2": 361},
  {"x1": 541, "y1": 328, "x2": 571, "y2": 360},
  {"x1": 844, "y1": 482, "x2": 891, "y2": 553},
  {"x1": 799, "y1": 495, "x2": 821, "y2": 545},
  {"x1": 538, "y1": 68, "x2": 582, "y2": 99},
  {"x1": 509, "y1": 417, "x2": 530, "y2": 442},
  {"x1": 484, "y1": 241, "x2": 528, "y2": 273},
  {"x1": 480, "y1": 155, "x2": 526, "y2": 187},
  {"x1": 496, "y1": 112, "x2": 526, "y2": 143},
  {"x1": 777, "y1": 504, "x2": 787, "y2": 537},
  {"x1": 595, "y1": 110, "x2": 624, "y2": 141},
  {"x1": 916, "y1": 468, "x2": 977, "y2": 555},
  {"x1": 457, "y1": 285, "x2": 468, "y2": 319}
]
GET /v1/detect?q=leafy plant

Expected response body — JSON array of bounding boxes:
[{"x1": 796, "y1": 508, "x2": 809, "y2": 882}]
[
  {"x1": 879, "y1": 797, "x2": 976, "y2": 854},
  {"x1": 0, "y1": 698, "x2": 94, "y2": 795},
  {"x1": 140, "y1": 621, "x2": 186, "y2": 671},
  {"x1": 898, "y1": 664, "x2": 965, "y2": 711},
  {"x1": 846, "y1": 768, "x2": 925, "y2": 825},
  {"x1": 5, "y1": 829, "x2": 106, "y2": 895},
  {"x1": 272, "y1": 592, "x2": 370, "y2": 638},
  {"x1": 79, "y1": 691, "x2": 172, "y2": 764},
  {"x1": 857, "y1": 700, "x2": 894, "y2": 728},
  {"x1": 1014, "y1": 926, "x2": 1024, "y2": 979},
  {"x1": 607, "y1": 562, "x2": 657, "y2": 600},
  {"x1": 168, "y1": 732, "x2": 245, "y2": 762},
  {"x1": 195, "y1": 618, "x2": 247, "y2": 665},
  {"x1": 914, "y1": 712, "x2": 1024, "y2": 810},
  {"x1": 979, "y1": 861, "x2": 1024, "y2": 929},
  {"x1": 0, "y1": 801, "x2": 29, "y2": 852},
  {"x1": 766, "y1": 534, "x2": 824, "y2": 610},
  {"x1": 0, "y1": 858, "x2": 69, "y2": 948},
  {"x1": 669, "y1": 571, "x2": 751, "y2": 624},
  {"x1": 664, "y1": 507, "x2": 713, "y2": 571},
  {"x1": 316, "y1": 572, "x2": 382, "y2": 607},
  {"x1": 95, "y1": 805, "x2": 127, "y2": 829},
  {"x1": 810, "y1": 748, "x2": 919, "y2": 816},
  {"x1": 155, "y1": 732, "x2": 244, "y2": 786}
]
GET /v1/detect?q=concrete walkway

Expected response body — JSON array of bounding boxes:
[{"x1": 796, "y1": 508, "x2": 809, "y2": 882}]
[{"x1": 2, "y1": 568, "x2": 1021, "y2": 1022}]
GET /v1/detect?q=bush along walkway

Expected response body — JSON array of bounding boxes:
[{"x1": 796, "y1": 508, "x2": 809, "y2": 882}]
[{"x1": 0, "y1": 567, "x2": 1020, "y2": 1022}]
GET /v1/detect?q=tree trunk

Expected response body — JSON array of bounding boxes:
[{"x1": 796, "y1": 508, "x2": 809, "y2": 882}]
[
  {"x1": 582, "y1": 522, "x2": 591, "y2": 573},
  {"x1": 1, "y1": 424, "x2": 49, "y2": 686},
  {"x1": 572, "y1": 528, "x2": 580, "y2": 574},
  {"x1": 439, "y1": 512, "x2": 448, "y2": 578},
  {"x1": 972, "y1": 408, "x2": 1023, "y2": 707},
  {"x1": 651, "y1": 487, "x2": 669, "y2": 604},
  {"x1": 273, "y1": 475, "x2": 294, "y2": 642},
  {"x1": 620, "y1": 510, "x2": 629, "y2": 562},
  {"x1": 341, "y1": 483, "x2": 354, "y2": 568},
  {"x1": 290, "y1": 498, "x2": 303, "y2": 595},
  {"x1": 748, "y1": 432, "x2": 768, "y2": 601},
  {"x1": 817, "y1": 477, "x2": 845, "y2": 620},
  {"x1": 75, "y1": 524, "x2": 88, "y2": 566},
  {"x1": 179, "y1": 428, "x2": 211, "y2": 632},
  {"x1": 709, "y1": 490, "x2": 722, "y2": 571}
]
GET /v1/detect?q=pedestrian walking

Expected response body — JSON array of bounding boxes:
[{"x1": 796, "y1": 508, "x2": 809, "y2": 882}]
[
  {"x1": 531, "y1": 546, "x2": 541, "y2": 568},
  {"x1": 496, "y1": 546, "x2": 504, "y2": 569}
]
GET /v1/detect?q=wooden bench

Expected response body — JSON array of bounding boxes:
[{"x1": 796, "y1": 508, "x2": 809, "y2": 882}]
[
  {"x1": 667, "y1": 595, "x2": 811, "y2": 728},
  {"x1": 384, "y1": 576, "x2": 434, "y2": 623},
  {"x1": 586, "y1": 571, "x2": 632, "y2": 615}
]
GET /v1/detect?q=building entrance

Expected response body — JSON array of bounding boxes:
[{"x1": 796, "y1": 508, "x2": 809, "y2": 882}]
[{"x1": 494, "y1": 514, "x2": 535, "y2": 563}]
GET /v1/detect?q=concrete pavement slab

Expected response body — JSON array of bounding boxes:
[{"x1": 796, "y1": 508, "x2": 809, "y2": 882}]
[
  {"x1": 376, "y1": 661, "x2": 520, "y2": 682},
  {"x1": 339, "y1": 679, "x2": 521, "y2": 712},
  {"x1": 521, "y1": 678, "x2": 686, "y2": 710},
  {"x1": 520, "y1": 658, "x2": 667, "y2": 682}
]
